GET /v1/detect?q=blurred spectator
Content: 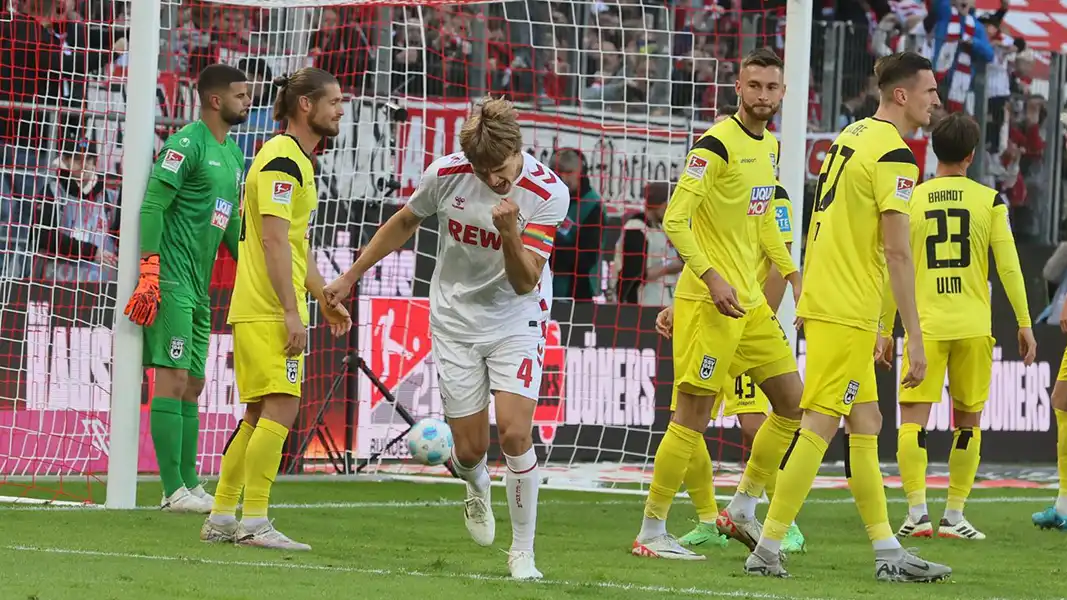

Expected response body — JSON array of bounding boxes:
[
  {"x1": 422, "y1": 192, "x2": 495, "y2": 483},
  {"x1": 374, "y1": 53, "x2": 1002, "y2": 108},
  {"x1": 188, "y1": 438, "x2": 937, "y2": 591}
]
[
  {"x1": 611, "y1": 181, "x2": 680, "y2": 306},
  {"x1": 550, "y1": 148, "x2": 605, "y2": 302},
  {"x1": 980, "y1": 9, "x2": 1022, "y2": 150},
  {"x1": 871, "y1": 1, "x2": 929, "y2": 57},
  {"x1": 31, "y1": 137, "x2": 119, "y2": 282},
  {"x1": 232, "y1": 58, "x2": 278, "y2": 169},
  {"x1": 170, "y1": 2, "x2": 218, "y2": 77},
  {"x1": 838, "y1": 75, "x2": 877, "y2": 129},
  {"x1": 392, "y1": 21, "x2": 426, "y2": 95},
  {"x1": 309, "y1": 7, "x2": 371, "y2": 94},
  {"x1": 929, "y1": 0, "x2": 994, "y2": 113}
]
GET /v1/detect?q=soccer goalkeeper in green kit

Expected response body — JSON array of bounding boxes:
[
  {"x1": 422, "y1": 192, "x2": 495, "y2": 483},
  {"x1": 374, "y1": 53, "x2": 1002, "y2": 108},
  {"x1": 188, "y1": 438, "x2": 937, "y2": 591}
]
[{"x1": 124, "y1": 64, "x2": 251, "y2": 513}]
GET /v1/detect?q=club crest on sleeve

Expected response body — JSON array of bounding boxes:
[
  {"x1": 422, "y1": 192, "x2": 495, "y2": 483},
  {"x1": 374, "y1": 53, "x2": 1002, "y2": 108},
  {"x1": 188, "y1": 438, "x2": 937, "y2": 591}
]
[
  {"x1": 452, "y1": 196, "x2": 466, "y2": 210},
  {"x1": 285, "y1": 359, "x2": 299, "y2": 384},
  {"x1": 699, "y1": 355, "x2": 717, "y2": 380},
  {"x1": 843, "y1": 379, "x2": 859, "y2": 405},
  {"x1": 685, "y1": 155, "x2": 708, "y2": 179},
  {"x1": 272, "y1": 181, "x2": 294, "y2": 205},
  {"x1": 775, "y1": 205, "x2": 791, "y2": 232},
  {"x1": 161, "y1": 149, "x2": 185, "y2": 173},
  {"x1": 169, "y1": 337, "x2": 185, "y2": 360},
  {"x1": 895, "y1": 176, "x2": 915, "y2": 202}
]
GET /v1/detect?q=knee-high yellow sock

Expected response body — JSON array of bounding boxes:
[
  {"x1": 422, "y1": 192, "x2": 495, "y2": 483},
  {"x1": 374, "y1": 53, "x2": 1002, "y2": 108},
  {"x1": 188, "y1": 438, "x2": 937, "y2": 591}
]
[
  {"x1": 946, "y1": 427, "x2": 981, "y2": 518},
  {"x1": 1057, "y1": 409, "x2": 1067, "y2": 502},
  {"x1": 897, "y1": 423, "x2": 928, "y2": 513},
  {"x1": 210, "y1": 420, "x2": 255, "y2": 517},
  {"x1": 684, "y1": 437, "x2": 718, "y2": 522},
  {"x1": 242, "y1": 418, "x2": 289, "y2": 520},
  {"x1": 847, "y1": 434, "x2": 894, "y2": 543},
  {"x1": 764, "y1": 428, "x2": 827, "y2": 542},
  {"x1": 764, "y1": 460, "x2": 779, "y2": 500},
  {"x1": 644, "y1": 422, "x2": 702, "y2": 521},
  {"x1": 738, "y1": 413, "x2": 800, "y2": 498}
]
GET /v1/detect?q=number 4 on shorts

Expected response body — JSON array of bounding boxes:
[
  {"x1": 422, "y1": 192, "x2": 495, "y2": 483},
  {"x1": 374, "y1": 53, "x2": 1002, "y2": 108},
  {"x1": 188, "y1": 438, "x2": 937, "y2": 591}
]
[{"x1": 516, "y1": 358, "x2": 533, "y2": 388}]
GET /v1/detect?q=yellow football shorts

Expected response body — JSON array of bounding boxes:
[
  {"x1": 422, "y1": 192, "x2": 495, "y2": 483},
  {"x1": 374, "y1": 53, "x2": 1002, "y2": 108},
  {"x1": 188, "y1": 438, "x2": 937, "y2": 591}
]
[
  {"x1": 800, "y1": 319, "x2": 878, "y2": 418},
  {"x1": 672, "y1": 297, "x2": 795, "y2": 397},
  {"x1": 899, "y1": 335, "x2": 994, "y2": 412},
  {"x1": 233, "y1": 321, "x2": 304, "y2": 402},
  {"x1": 669, "y1": 372, "x2": 771, "y2": 417}
]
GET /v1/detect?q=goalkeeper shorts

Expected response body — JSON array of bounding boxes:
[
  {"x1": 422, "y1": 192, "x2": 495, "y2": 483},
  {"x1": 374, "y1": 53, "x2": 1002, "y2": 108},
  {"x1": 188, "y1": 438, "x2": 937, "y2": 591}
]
[{"x1": 143, "y1": 293, "x2": 211, "y2": 379}]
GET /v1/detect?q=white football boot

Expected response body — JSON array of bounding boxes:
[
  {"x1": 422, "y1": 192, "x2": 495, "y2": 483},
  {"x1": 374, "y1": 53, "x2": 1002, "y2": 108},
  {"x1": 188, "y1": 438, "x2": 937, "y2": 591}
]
[
  {"x1": 631, "y1": 534, "x2": 706, "y2": 560},
  {"x1": 200, "y1": 517, "x2": 238, "y2": 543},
  {"x1": 188, "y1": 485, "x2": 216, "y2": 512},
  {"x1": 161, "y1": 487, "x2": 211, "y2": 514},
  {"x1": 937, "y1": 517, "x2": 986, "y2": 540},
  {"x1": 895, "y1": 513, "x2": 934, "y2": 538},
  {"x1": 236, "y1": 520, "x2": 312, "y2": 551},
  {"x1": 507, "y1": 550, "x2": 543, "y2": 580},
  {"x1": 463, "y1": 485, "x2": 495, "y2": 546}
]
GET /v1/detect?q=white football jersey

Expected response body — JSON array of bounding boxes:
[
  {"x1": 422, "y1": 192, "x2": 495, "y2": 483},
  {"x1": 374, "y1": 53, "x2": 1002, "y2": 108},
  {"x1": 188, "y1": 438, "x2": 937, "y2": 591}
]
[{"x1": 407, "y1": 152, "x2": 568, "y2": 343}]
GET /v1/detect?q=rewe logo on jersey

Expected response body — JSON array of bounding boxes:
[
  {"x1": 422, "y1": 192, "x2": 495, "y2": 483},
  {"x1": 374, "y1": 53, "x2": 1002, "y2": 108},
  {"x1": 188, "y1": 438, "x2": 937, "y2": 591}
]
[
  {"x1": 368, "y1": 298, "x2": 432, "y2": 408},
  {"x1": 748, "y1": 185, "x2": 774, "y2": 215},
  {"x1": 447, "y1": 218, "x2": 502, "y2": 250}
]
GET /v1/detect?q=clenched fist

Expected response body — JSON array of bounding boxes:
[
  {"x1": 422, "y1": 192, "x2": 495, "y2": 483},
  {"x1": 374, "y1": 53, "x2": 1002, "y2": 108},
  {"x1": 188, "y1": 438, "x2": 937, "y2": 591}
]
[{"x1": 492, "y1": 198, "x2": 520, "y2": 236}]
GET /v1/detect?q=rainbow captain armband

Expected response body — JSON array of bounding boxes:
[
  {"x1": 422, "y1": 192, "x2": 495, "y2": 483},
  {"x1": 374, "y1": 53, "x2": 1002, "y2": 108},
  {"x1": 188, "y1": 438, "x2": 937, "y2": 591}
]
[{"x1": 521, "y1": 223, "x2": 556, "y2": 255}]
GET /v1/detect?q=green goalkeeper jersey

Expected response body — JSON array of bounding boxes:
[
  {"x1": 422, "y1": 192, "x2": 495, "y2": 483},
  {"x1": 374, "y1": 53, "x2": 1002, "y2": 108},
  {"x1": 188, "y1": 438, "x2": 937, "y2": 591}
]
[{"x1": 142, "y1": 120, "x2": 245, "y2": 299}]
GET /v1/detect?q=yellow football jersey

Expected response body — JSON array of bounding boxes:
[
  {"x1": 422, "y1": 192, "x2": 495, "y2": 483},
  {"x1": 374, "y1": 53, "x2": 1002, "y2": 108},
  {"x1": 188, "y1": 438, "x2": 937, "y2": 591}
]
[
  {"x1": 799, "y1": 118, "x2": 919, "y2": 332},
  {"x1": 756, "y1": 188, "x2": 793, "y2": 288},
  {"x1": 665, "y1": 116, "x2": 796, "y2": 309},
  {"x1": 228, "y1": 134, "x2": 318, "y2": 326},
  {"x1": 905, "y1": 175, "x2": 1030, "y2": 339}
]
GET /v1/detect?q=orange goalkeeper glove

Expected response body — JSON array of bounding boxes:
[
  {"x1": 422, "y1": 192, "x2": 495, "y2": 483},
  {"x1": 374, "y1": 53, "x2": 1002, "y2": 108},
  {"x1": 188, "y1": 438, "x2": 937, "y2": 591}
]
[{"x1": 124, "y1": 255, "x2": 161, "y2": 326}]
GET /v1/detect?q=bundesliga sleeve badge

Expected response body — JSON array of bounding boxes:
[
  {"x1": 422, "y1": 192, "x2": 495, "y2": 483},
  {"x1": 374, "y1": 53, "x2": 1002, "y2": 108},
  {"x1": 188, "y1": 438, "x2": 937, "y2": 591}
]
[
  {"x1": 160, "y1": 149, "x2": 185, "y2": 173},
  {"x1": 272, "y1": 181, "x2": 294, "y2": 205},
  {"x1": 895, "y1": 176, "x2": 915, "y2": 202},
  {"x1": 685, "y1": 155, "x2": 708, "y2": 179}
]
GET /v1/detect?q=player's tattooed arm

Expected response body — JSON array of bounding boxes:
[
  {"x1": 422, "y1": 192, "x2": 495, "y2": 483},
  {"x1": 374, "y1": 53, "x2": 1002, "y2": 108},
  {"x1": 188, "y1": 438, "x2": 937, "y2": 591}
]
[
  {"x1": 323, "y1": 206, "x2": 423, "y2": 308},
  {"x1": 494, "y1": 198, "x2": 545, "y2": 295}
]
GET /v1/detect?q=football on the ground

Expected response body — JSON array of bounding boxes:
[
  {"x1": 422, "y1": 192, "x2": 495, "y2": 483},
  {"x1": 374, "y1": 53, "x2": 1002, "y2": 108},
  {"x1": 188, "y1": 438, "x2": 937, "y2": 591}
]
[{"x1": 407, "y1": 418, "x2": 453, "y2": 466}]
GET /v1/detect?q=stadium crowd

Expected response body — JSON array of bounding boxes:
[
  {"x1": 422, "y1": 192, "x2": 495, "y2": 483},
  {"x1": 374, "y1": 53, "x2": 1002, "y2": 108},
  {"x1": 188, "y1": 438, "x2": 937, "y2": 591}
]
[{"x1": 0, "y1": 0, "x2": 1056, "y2": 307}]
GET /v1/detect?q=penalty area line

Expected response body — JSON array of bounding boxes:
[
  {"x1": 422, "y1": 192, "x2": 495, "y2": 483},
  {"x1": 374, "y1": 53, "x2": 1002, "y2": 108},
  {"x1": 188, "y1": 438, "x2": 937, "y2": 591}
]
[{"x1": 4, "y1": 545, "x2": 830, "y2": 600}]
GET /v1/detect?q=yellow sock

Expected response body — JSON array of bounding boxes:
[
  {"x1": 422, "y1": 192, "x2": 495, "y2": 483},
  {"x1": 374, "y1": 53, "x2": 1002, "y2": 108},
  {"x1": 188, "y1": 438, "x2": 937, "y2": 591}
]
[
  {"x1": 210, "y1": 420, "x2": 255, "y2": 517},
  {"x1": 896, "y1": 423, "x2": 928, "y2": 511},
  {"x1": 946, "y1": 427, "x2": 981, "y2": 514},
  {"x1": 242, "y1": 418, "x2": 289, "y2": 520},
  {"x1": 684, "y1": 437, "x2": 718, "y2": 522},
  {"x1": 737, "y1": 413, "x2": 800, "y2": 498},
  {"x1": 764, "y1": 428, "x2": 826, "y2": 541},
  {"x1": 1057, "y1": 409, "x2": 1067, "y2": 500},
  {"x1": 644, "y1": 421, "x2": 702, "y2": 520},
  {"x1": 847, "y1": 434, "x2": 894, "y2": 542},
  {"x1": 765, "y1": 460, "x2": 779, "y2": 500}
]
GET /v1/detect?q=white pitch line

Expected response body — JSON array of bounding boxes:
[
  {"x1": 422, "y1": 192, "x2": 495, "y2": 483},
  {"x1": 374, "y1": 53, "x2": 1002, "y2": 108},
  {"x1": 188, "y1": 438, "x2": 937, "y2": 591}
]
[
  {"x1": 0, "y1": 494, "x2": 1053, "y2": 512},
  {"x1": 4, "y1": 545, "x2": 828, "y2": 600}
]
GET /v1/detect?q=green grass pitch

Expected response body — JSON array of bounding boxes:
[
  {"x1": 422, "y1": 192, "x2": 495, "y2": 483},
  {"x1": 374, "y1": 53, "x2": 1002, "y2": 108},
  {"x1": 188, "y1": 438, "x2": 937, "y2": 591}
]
[{"x1": 1, "y1": 480, "x2": 1064, "y2": 600}]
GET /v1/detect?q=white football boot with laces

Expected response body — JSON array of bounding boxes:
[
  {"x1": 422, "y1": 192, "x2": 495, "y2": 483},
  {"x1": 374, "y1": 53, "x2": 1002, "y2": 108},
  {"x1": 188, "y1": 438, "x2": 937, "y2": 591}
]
[
  {"x1": 161, "y1": 487, "x2": 211, "y2": 514},
  {"x1": 896, "y1": 513, "x2": 934, "y2": 538},
  {"x1": 631, "y1": 533, "x2": 706, "y2": 560},
  {"x1": 937, "y1": 517, "x2": 986, "y2": 540},
  {"x1": 507, "y1": 550, "x2": 543, "y2": 580},
  {"x1": 237, "y1": 520, "x2": 312, "y2": 551},
  {"x1": 463, "y1": 485, "x2": 495, "y2": 546},
  {"x1": 188, "y1": 485, "x2": 215, "y2": 511},
  {"x1": 200, "y1": 517, "x2": 238, "y2": 543}
]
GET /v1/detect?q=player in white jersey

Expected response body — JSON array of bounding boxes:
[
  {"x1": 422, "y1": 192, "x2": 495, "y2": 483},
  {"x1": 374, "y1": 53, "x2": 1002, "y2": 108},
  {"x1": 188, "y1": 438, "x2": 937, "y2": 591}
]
[{"x1": 324, "y1": 97, "x2": 567, "y2": 581}]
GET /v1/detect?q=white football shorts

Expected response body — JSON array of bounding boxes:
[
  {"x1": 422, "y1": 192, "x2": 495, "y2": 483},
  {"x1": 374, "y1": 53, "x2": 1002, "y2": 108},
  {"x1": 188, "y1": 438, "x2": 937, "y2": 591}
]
[{"x1": 432, "y1": 330, "x2": 545, "y2": 419}]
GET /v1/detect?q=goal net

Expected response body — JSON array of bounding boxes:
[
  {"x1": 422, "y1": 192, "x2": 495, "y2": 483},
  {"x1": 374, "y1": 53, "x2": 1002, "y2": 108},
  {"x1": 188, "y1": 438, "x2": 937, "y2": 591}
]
[{"x1": 0, "y1": 0, "x2": 794, "y2": 504}]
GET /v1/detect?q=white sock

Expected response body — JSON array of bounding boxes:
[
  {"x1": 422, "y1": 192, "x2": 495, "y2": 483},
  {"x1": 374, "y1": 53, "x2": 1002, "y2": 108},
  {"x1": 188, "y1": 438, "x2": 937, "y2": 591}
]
[
  {"x1": 209, "y1": 513, "x2": 237, "y2": 526},
  {"x1": 505, "y1": 448, "x2": 539, "y2": 553},
  {"x1": 756, "y1": 537, "x2": 781, "y2": 558},
  {"x1": 942, "y1": 508, "x2": 963, "y2": 524},
  {"x1": 1055, "y1": 496, "x2": 1067, "y2": 515},
  {"x1": 451, "y1": 449, "x2": 490, "y2": 495},
  {"x1": 638, "y1": 516, "x2": 667, "y2": 542},
  {"x1": 872, "y1": 536, "x2": 902, "y2": 552},
  {"x1": 909, "y1": 503, "x2": 928, "y2": 520},
  {"x1": 727, "y1": 492, "x2": 758, "y2": 521},
  {"x1": 241, "y1": 516, "x2": 269, "y2": 529}
]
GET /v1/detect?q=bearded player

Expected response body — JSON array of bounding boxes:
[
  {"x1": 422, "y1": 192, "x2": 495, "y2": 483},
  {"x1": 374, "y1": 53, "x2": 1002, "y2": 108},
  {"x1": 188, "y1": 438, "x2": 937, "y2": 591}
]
[
  {"x1": 744, "y1": 51, "x2": 951, "y2": 581},
  {"x1": 877, "y1": 113, "x2": 1035, "y2": 541},
  {"x1": 631, "y1": 48, "x2": 805, "y2": 562},
  {"x1": 199, "y1": 67, "x2": 352, "y2": 550},
  {"x1": 323, "y1": 97, "x2": 567, "y2": 580},
  {"x1": 653, "y1": 181, "x2": 806, "y2": 553},
  {"x1": 125, "y1": 64, "x2": 250, "y2": 514}
]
